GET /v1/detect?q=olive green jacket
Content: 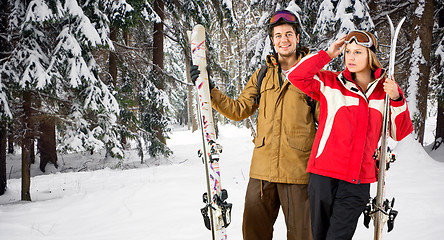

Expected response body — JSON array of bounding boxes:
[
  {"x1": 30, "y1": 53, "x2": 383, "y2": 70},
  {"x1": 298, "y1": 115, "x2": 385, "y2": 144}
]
[{"x1": 211, "y1": 53, "x2": 318, "y2": 184}]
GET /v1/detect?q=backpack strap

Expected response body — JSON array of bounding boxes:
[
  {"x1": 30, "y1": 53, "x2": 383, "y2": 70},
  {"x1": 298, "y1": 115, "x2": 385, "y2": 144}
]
[
  {"x1": 306, "y1": 95, "x2": 318, "y2": 130},
  {"x1": 254, "y1": 65, "x2": 268, "y2": 105}
]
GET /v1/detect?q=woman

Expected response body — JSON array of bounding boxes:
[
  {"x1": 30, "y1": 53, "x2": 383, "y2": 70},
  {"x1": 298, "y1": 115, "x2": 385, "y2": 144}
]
[{"x1": 286, "y1": 31, "x2": 413, "y2": 240}]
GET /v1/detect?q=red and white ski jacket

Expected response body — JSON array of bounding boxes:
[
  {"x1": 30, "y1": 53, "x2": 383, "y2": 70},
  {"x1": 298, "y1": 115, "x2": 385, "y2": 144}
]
[{"x1": 286, "y1": 50, "x2": 413, "y2": 184}]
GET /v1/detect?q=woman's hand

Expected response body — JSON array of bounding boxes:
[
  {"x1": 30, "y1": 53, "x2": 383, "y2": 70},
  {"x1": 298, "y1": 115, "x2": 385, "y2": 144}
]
[
  {"x1": 326, "y1": 35, "x2": 346, "y2": 59},
  {"x1": 383, "y1": 75, "x2": 401, "y2": 100}
]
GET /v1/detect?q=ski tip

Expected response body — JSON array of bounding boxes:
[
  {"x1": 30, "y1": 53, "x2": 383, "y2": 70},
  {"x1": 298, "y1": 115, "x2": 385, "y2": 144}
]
[
  {"x1": 386, "y1": 15, "x2": 394, "y2": 37},
  {"x1": 398, "y1": 17, "x2": 406, "y2": 28},
  {"x1": 193, "y1": 24, "x2": 205, "y2": 32},
  {"x1": 191, "y1": 25, "x2": 206, "y2": 44}
]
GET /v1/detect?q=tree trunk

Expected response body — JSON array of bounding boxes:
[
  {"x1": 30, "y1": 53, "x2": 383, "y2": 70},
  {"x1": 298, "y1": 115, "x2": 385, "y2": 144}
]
[
  {"x1": 153, "y1": 0, "x2": 166, "y2": 144},
  {"x1": 153, "y1": 0, "x2": 164, "y2": 88},
  {"x1": 109, "y1": 27, "x2": 118, "y2": 87},
  {"x1": 37, "y1": 117, "x2": 58, "y2": 172},
  {"x1": 21, "y1": 91, "x2": 32, "y2": 201},
  {"x1": 435, "y1": 103, "x2": 444, "y2": 150},
  {"x1": 0, "y1": 0, "x2": 9, "y2": 195},
  {"x1": 1, "y1": 0, "x2": 12, "y2": 160},
  {"x1": 185, "y1": 52, "x2": 198, "y2": 132},
  {"x1": 0, "y1": 120, "x2": 6, "y2": 195},
  {"x1": 30, "y1": 137, "x2": 35, "y2": 164},
  {"x1": 7, "y1": 123, "x2": 13, "y2": 154},
  {"x1": 410, "y1": 0, "x2": 434, "y2": 145},
  {"x1": 109, "y1": 27, "x2": 128, "y2": 149}
]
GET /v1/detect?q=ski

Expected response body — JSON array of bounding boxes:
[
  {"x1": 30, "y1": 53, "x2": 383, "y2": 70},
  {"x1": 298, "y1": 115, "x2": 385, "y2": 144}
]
[
  {"x1": 188, "y1": 24, "x2": 232, "y2": 240},
  {"x1": 363, "y1": 15, "x2": 405, "y2": 240}
]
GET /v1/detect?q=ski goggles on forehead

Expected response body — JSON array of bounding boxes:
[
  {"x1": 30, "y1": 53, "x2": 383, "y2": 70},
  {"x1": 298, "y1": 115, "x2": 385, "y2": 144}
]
[
  {"x1": 345, "y1": 31, "x2": 373, "y2": 48},
  {"x1": 269, "y1": 10, "x2": 297, "y2": 25}
]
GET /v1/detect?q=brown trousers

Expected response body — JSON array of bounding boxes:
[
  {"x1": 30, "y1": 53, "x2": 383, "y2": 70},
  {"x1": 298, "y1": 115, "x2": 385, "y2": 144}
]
[{"x1": 242, "y1": 178, "x2": 313, "y2": 240}]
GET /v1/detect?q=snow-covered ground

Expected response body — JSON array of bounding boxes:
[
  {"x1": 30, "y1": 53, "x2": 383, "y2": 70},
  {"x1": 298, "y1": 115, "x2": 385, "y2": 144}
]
[{"x1": 1, "y1": 124, "x2": 443, "y2": 240}]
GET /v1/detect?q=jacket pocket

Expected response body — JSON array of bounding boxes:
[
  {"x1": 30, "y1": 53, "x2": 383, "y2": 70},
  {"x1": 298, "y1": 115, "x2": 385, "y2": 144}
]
[
  {"x1": 254, "y1": 136, "x2": 265, "y2": 148},
  {"x1": 287, "y1": 131, "x2": 314, "y2": 152},
  {"x1": 259, "y1": 79, "x2": 275, "y2": 120},
  {"x1": 260, "y1": 80, "x2": 275, "y2": 93}
]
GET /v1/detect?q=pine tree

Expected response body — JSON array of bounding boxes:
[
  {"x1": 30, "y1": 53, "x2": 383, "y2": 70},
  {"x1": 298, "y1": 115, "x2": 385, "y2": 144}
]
[
  {"x1": 367, "y1": 0, "x2": 413, "y2": 97},
  {"x1": 1, "y1": 0, "x2": 121, "y2": 198},
  {"x1": 0, "y1": 0, "x2": 12, "y2": 196},
  {"x1": 313, "y1": 0, "x2": 374, "y2": 71},
  {"x1": 408, "y1": 0, "x2": 434, "y2": 145},
  {"x1": 102, "y1": 0, "x2": 175, "y2": 159},
  {"x1": 431, "y1": 2, "x2": 444, "y2": 150}
]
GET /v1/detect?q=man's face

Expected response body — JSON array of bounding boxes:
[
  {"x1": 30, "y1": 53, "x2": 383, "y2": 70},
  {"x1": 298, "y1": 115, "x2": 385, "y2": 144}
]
[{"x1": 271, "y1": 24, "x2": 299, "y2": 58}]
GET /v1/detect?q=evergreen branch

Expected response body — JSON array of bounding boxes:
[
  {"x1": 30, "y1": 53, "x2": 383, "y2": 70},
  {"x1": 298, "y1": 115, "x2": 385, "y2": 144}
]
[
  {"x1": 112, "y1": 41, "x2": 152, "y2": 51},
  {"x1": 373, "y1": 2, "x2": 411, "y2": 28},
  {"x1": 128, "y1": 49, "x2": 193, "y2": 87}
]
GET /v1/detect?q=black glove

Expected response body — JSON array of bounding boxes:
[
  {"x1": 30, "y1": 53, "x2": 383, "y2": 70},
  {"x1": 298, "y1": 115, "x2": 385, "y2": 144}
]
[
  {"x1": 190, "y1": 64, "x2": 200, "y2": 85},
  {"x1": 189, "y1": 64, "x2": 215, "y2": 90}
]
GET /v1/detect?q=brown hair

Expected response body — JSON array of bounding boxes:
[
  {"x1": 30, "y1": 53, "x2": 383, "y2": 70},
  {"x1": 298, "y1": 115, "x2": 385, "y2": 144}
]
[
  {"x1": 268, "y1": 19, "x2": 300, "y2": 39},
  {"x1": 367, "y1": 48, "x2": 383, "y2": 71},
  {"x1": 268, "y1": 18, "x2": 308, "y2": 59},
  {"x1": 364, "y1": 31, "x2": 382, "y2": 71}
]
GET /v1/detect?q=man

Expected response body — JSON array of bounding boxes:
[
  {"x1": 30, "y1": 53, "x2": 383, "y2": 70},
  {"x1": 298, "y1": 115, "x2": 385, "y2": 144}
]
[{"x1": 191, "y1": 10, "x2": 317, "y2": 240}]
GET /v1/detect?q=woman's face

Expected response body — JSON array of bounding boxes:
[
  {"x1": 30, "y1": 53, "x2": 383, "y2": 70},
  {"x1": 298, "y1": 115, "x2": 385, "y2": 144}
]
[{"x1": 344, "y1": 42, "x2": 370, "y2": 73}]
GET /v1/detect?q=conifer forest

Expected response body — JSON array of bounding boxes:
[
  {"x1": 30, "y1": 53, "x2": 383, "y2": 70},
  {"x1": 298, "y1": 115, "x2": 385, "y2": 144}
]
[{"x1": 0, "y1": 0, "x2": 443, "y2": 199}]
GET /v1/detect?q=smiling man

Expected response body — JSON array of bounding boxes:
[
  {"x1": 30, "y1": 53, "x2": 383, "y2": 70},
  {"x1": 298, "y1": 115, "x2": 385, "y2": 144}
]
[{"x1": 190, "y1": 9, "x2": 318, "y2": 240}]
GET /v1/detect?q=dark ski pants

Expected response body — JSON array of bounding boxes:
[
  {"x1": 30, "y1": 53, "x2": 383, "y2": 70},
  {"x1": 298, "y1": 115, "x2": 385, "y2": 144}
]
[
  {"x1": 242, "y1": 178, "x2": 312, "y2": 240},
  {"x1": 308, "y1": 173, "x2": 370, "y2": 240}
]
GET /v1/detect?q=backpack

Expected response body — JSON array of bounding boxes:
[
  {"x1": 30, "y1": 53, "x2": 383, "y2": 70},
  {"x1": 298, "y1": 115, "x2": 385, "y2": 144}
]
[{"x1": 254, "y1": 65, "x2": 318, "y2": 128}]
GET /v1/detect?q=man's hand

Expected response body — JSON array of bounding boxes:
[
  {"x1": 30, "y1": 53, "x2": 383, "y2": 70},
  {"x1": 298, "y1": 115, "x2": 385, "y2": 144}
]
[
  {"x1": 190, "y1": 64, "x2": 200, "y2": 85},
  {"x1": 189, "y1": 64, "x2": 215, "y2": 90}
]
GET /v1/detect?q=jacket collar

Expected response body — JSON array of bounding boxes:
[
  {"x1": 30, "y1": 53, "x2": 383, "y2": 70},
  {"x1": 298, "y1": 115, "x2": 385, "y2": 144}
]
[
  {"x1": 265, "y1": 47, "x2": 310, "y2": 68},
  {"x1": 342, "y1": 67, "x2": 385, "y2": 81},
  {"x1": 338, "y1": 68, "x2": 387, "y2": 99}
]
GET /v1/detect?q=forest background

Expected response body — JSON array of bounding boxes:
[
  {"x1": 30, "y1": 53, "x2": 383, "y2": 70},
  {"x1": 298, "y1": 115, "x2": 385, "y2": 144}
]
[{"x1": 0, "y1": 0, "x2": 443, "y2": 200}]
